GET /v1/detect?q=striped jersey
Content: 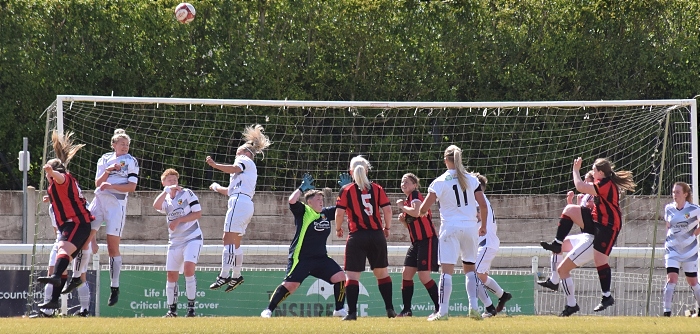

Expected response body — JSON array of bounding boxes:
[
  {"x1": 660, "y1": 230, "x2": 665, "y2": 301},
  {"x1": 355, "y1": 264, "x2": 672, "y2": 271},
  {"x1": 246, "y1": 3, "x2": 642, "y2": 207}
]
[
  {"x1": 664, "y1": 201, "x2": 700, "y2": 263},
  {"x1": 478, "y1": 194, "x2": 500, "y2": 249},
  {"x1": 402, "y1": 190, "x2": 436, "y2": 242},
  {"x1": 157, "y1": 188, "x2": 203, "y2": 248},
  {"x1": 288, "y1": 201, "x2": 336, "y2": 260},
  {"x1": 427, "y1": 170, "x2": 482, "y2": 224},
  {"x1": 227, "y1": 155, "x2": 257, "y2": 198},
  {"x1": 593, "y1": 178, "x2": 622, "y2": 230},
  {"x1": 96, "y1": 152, "x2": 139, "y2": 196},
  {"x1": 336, "y1": 182, "x2": 391, "y2": 233},
  {"x1": 47, "y1": 172, "x2": 94, "y2": 226}
]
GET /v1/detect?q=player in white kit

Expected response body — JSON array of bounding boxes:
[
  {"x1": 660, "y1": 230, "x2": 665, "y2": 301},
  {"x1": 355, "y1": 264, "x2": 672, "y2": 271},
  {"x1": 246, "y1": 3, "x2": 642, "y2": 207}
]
[
  {"x1": 472, "y1": 173, "x2": 512, "y2": 317},
  {"x1": 85, "y1": 129, "x2": 139, "y2": 306},
  {"x1": 662, "y1": 182, "x2": 700, "y2": 316},
  {"x1": 153, "y1": 169, "x2": 204, "y2": 318},
  {"x1": 536, "y1": 171, "x2": 596, "y2": 316},
  {"x1": 206, "y1": 124, "x2": 271, "y2": 293},
  {"x1": 419, "y1": 145, "x2": 490, "y2": 321}
]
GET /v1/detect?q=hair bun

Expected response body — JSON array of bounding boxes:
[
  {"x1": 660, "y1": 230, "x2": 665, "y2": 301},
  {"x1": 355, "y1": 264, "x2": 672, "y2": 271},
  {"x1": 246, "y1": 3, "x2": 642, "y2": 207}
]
[{"x1": 114, "y1": 128, "x2": 126, "y2": 135}]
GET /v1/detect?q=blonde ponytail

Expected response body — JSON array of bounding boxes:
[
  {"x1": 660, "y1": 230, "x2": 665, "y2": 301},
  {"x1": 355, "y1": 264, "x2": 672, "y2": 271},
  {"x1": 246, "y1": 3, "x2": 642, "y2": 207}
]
[
  {"x1": 445, "y1": 145, "x2": 469, "y2": 192},
  {"x1": 349, "y1": 156, "x2": 372, "y2": 191}
]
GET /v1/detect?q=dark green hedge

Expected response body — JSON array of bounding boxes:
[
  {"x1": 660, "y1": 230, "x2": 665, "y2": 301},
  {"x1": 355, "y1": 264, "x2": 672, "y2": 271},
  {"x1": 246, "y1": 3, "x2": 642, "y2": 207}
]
[{"x1": 1, "y1": 0, "x2": 698, "y2": 190}]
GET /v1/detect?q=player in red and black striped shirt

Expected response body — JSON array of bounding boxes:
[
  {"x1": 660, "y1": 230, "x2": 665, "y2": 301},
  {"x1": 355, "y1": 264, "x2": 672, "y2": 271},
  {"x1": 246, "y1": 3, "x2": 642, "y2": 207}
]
[
  {"x1": 335, "y1": 156, "x2": 395, "y2": 320},
  {"x1": 37, "y1": 131, "x2": 94, "y2": 310},
  {"x1": 395, "y1": 173, "x2": 439, "y2": 317},
  {"x1": 542, "y1": 157, "x2": 635, "y2": 313}
]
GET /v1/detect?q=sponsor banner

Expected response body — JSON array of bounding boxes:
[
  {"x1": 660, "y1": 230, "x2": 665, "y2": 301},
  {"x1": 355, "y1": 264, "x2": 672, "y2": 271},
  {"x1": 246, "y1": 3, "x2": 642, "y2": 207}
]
[
  {"x1": 100, "y1": 271, "x2": 534, "y2": 317},
  {"x1": 0, "y1": 270, "x2": 97, "y2": 317}
]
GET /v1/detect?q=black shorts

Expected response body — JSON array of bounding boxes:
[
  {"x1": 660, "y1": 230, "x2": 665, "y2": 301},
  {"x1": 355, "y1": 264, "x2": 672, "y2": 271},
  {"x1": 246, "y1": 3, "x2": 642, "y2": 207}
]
[
  {"x1": 404, "y1": 236, "x2": 439, "y2": 272},
  {"x1": 284, "y1": 256, "x2": 343, "y2": 284},
  {"x1": 58, "y1": 221, "x2": 92, "y2": 258},
  {"x1": 580, "y1": 207, "x2": 596, "y2": 234},
  {"x1": 593, "y1": 223, "x2": 619, "y2": 256},
  {"x1": 344, "y1": 229, "x2": 389, "y2": 272}
]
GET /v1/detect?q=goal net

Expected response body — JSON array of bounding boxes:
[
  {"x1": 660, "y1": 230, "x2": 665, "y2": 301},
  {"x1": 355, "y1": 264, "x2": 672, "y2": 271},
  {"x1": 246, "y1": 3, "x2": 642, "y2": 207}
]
[{"x1": 28, "y1": 96, "x2": 697, "y2": 316}]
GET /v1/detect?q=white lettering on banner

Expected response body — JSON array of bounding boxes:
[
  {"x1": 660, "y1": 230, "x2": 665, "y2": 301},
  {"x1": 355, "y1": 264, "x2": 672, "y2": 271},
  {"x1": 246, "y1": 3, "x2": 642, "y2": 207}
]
[
  {"x1": 410, "y1": 303, "x2": 523, "y2": 314},
  {"x1": 0, "y1": 290, "x2": 43, "y2": 300}
]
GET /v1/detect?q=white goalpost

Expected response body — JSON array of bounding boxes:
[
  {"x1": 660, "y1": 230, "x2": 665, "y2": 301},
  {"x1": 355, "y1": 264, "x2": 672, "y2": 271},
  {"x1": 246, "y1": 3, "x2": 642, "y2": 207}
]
[{"x1": 26, "y1": 95, "x2": 697, "y2": 317}]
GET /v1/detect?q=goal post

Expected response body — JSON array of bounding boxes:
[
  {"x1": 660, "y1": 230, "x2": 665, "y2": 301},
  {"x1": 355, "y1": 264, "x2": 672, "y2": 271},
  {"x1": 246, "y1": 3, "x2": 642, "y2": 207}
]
[{"x1": 29, "y1": 95, "x2": 697, "y2": 316}]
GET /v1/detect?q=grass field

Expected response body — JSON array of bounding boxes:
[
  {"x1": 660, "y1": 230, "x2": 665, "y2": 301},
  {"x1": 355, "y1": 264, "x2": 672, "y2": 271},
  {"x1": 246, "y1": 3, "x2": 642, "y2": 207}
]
[{"x1": 2, "y1": 316, "x2": 699, "y2": 334}]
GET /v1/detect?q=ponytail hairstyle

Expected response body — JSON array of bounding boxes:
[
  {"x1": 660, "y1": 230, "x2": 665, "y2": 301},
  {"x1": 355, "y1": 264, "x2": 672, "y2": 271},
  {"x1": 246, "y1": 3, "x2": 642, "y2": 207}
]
[
  {"x1": 238, "y1": 124, "x2": 272, "y2": 159},
  {"x1": 584, "y1": 170, "x2": 594, "y2": 183},
  {"x1": 444, "y1": 145, "x2": 469, "y2": 192},
  {"x1": 111, "y1": 128, "x2": 131, "y2": 145},
  {"x1": 47, "y1": 130, "x2": 85, "y2": 173},
  {"x1": 349, "y1": 155, "x2": 372, "y2": 191},
  {"x1": 674, "y1": 181, "x2": 693, "y2": 203},
  {"x1": 593, "y1": 158, "x2": 636, "y2": 192},
  {"x1": 472, "y1": 172, "x2": 488, "y2": 191}
]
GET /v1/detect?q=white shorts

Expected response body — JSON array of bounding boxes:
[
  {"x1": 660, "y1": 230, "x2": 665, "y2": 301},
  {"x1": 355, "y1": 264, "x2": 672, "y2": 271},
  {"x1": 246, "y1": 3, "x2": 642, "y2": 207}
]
[
  {"x1": 665, "y1": 258, "x2": 699, "y2": 273},
  {"x1": 224, "y1": 194, "x2": 254, "y2": 235},
  {"x1": 475, "y1": 245, "x2": 499, "y2": 274},
  {"x1": 166, "y1": 238, "x2": 203, "y2": 273},
  {"x1": 566, "y1": 233, "x2": 595, "y2": 267},
  {"x1": 89, "y1": 191, "x2": 127, "y2": 236},
  {"x1": 437, "y1": 222, "x2": 480, "y2": 265}
]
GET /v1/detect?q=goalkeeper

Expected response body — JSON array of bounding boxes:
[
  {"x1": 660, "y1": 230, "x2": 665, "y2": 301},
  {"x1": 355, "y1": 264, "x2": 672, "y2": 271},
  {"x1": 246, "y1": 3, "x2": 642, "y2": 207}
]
[{"x1": 260, "y1": 173, "x2": 350, "y2": 318}]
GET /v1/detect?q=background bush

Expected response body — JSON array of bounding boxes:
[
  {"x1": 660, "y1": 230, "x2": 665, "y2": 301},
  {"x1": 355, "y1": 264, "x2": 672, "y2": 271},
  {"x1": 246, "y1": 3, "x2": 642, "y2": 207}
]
[{"x1": 0, "y1": 0, "x2": 698, "y2": 189}]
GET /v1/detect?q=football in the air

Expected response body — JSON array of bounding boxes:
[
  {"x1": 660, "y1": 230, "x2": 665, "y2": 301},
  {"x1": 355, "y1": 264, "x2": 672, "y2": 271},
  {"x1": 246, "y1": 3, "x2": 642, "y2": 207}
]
[{"x1": 174, "y1": 3, "x2": 196, "y2": 24}]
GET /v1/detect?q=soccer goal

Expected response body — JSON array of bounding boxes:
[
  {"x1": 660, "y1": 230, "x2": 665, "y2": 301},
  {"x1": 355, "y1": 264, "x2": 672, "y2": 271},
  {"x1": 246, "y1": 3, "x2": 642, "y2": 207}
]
[{"x1": 29, "y1": 96, "x2": 697, "y2": 316}]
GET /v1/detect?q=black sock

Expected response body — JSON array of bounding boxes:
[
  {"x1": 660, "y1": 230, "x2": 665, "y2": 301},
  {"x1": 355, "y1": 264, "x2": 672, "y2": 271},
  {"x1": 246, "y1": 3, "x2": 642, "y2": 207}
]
[
  {"x1": 334, "y1": 281, "x2": 346, "y2": 311},
  {"x1": 169, "y1": 303, "x2": 177, "y2": 312},
  {"x1": 555, "y1": 216, "x2": 574, "y2": 242},
  {"x1": 188, "y1": 299, "x2": 195, "y2": 310},
  {"x1": 424, "y1": 279, "x2": 439, "y2": 312},
  {"x1": 597, "y1": 264, "x2": 612, "y2": 294},
  {"x1": 266, "y1": 285, "x2": 290, "y2": 312},
  {"x1": 377, "y1": 277, "x2": 394, "y2": 310},
  {"x1": 346, "y1": 280, "x2": 359, "y2": 314},
  {"x1": 401, "y1": 279, "x2": 414, "y2": 311},
  {"x1": 53, "y1": 255, "x2": 70, "y2": 280},
  {"x1": 51, "y1": 275, "x2": 67, "y2": 302}
]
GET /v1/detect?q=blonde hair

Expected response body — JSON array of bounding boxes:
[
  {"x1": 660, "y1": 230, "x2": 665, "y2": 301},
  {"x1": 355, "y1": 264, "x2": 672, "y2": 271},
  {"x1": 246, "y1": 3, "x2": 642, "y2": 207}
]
[
  {"x1": 47, "y1": 130, "x2": 85, "y2": 173},
  {"x1": 674, "y1": 182, "x2": 692, "y2": 203},
  {"x1": 111, "y1": 128, "x2": 131, "y2": 145},
  {"x1": 444, "y1": 145, "x2": 469, "y2": 192},
  {"x1": 593, "y1": 158, "x2": 636, "y2": 192},
  {"x1": 160, "y1": 168, "x2": 179, "y2": 182},
  {"x1": 238, "y1": 124, "x2": 272, "y2": 159},
  {"x1": 350, "y1": 156, "x2": 372, "y2": 191}
]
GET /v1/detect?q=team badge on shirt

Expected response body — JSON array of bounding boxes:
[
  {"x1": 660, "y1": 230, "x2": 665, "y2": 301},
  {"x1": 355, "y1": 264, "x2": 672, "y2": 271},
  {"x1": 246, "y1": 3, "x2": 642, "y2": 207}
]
[
  {"x1": 120, "y1": 161, "x2": 125, "y2": 167},
  {"x1": 685, "y1": 213, "x2": 691, "y2": 219},
  {"x1": 178, "y1": 199, "x2": 183, "y2": 205}
]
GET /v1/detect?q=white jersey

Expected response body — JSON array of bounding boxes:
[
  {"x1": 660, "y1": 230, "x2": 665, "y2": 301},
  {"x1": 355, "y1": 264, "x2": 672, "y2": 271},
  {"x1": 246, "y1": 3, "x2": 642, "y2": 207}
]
[
  {"x1": 48, "y1": 204, "x2": 60, "y2": 243},
  {"x1": 664, "y1": 201, "x2": 700, "y2": 263},
  {"x1": 428, "y1": 170, "x2": 481, "y2": 224},
  {"x1": 478, "y1": 195, "x2": 499, "y2": 249},
  {"x1": 96, "y1": 152, "x2": 139, "y2": 197},
  {"x1": 227, "y1": 155, "x2": 257, "y2": 198},
  {"x1": 158, "y1": 188, "x2": 203, "y2": 249}
]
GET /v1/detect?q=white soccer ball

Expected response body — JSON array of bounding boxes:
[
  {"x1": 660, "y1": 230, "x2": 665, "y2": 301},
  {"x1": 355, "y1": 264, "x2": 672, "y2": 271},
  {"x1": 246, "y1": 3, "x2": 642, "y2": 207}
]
[{"x1": 174, "y1": 3, "x2": 196, "y2": 24}]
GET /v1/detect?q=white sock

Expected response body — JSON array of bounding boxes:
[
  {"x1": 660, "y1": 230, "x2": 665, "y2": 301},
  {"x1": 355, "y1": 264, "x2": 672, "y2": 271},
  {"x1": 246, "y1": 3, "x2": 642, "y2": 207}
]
[
  {"x1": 465, "y1": 271, "x2": 480, "y2": 311},
  {"x1": 562, "y1": 277, "x2": 577, "y2": 307},
  {"x1": 166, "y1": 281, "x2": 177, "y2": 306},
  {"x1": 438, "y1": 273, "x2": 452, "y2": 316},
  {"x1": 232, "y1": 246, "x2": 244, "y2": 278},
  {"x1": 474, "y1": 274, "x2": 492, "y2": 307},
  {"x1": 663, "y1": 282, "x2": 676, "y2": 312},
  {"x1": 484, "y1": 276, "x2": 504, "y2": 298},
  {"x1": 79, "y1": 249, "x2": 91, "y2": 273},
  {"x1": 691, "y1": 284, "x2": 700, "y2": 307},
  {"x1": 185, "y1": 275, "x2": 197, "y2": 300},
  {"x1": 77, "y1": 281, "x2": 90, "y2": 311},
  {"x1": 110, "y1": 256, "x2": 122, "y2": 287},
  {"x1": 43, "y1": 283, "x2": 53, "y2": 303},
  {"x1": 550, "y1": 253, "x2": 562, "y2": 284},
  {"x1": 219, "y1": 245, "x2": 234, "y2": 278}
]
